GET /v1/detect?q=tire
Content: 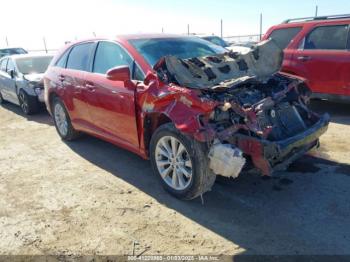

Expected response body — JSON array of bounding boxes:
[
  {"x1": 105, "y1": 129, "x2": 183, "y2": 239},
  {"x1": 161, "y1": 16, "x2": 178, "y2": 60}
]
[
  {"x1": 150, "y1": 123, "x2": 216, "y2": 200},
  {"x1": 18, "y1": 90, "x2": 38, "y2": 115},
  {"x1": 52, "y1": 97, "x2": 80, "y2": 141}
]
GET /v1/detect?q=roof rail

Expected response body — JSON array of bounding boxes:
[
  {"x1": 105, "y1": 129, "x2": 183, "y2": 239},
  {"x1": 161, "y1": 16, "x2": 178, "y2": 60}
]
[{"x1": 283, "y1": 14, "x2": 350, "y2": 24}]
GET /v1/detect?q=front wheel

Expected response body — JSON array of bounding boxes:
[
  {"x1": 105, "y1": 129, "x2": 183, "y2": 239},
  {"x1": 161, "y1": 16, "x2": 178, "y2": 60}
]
[
  {"x1": 52, "y1": 97, "x2": 80, "y2": 141},
  {"x1": 150, "y1": 123, "x2": 216, "y2": 200},
  {"x1": 18, "y1": 90, "x2": 38, "y2": 115}
]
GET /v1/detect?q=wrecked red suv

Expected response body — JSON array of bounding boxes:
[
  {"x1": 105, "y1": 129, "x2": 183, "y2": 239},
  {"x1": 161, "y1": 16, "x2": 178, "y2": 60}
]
[{"x1": 44, "y1": 35, "x2": 329, "y2": 200}]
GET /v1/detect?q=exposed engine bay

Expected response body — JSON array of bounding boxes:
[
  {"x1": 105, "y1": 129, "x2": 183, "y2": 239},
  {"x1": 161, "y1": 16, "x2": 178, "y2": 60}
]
[
  {"x1": 151, "y1": 40, "x2": 329, "y2": 177},
  {"x1": 203, "y1": 75, "x2": 314, "y2": 142}
]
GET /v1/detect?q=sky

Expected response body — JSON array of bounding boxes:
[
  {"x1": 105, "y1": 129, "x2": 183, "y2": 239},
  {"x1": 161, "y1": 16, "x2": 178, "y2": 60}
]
[{"x1": 1, "y1": 0, "x2": 350, "y2": 50}]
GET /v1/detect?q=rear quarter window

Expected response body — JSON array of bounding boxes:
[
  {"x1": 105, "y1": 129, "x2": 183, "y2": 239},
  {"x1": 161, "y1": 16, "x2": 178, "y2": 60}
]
[{"x1": 269, "y1": 27, "x2": 302, "y2": 49}]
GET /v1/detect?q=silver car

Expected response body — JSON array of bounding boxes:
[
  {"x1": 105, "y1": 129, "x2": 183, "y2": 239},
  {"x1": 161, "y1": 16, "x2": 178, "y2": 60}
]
[
  {"x1": 0, "y1": 47, "x2": 27, "y2": 59},
  {"x1": 0, "y1": 54, "x2": 53, "y2": 114}
]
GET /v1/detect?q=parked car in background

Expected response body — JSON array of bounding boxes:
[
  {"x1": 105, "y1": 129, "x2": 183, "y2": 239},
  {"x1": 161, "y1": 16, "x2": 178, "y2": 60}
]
[
  {"x1": 229, "y1": 42, "x2": 257, "y2": 53},
  {"x1": 44, "y1": 35, "x2": 329, "y2": 200},
  {"x1": 0, "y1": 47, "x2": 28, "y2": 58},
  {"x1": 201, "y1": 35, "x2": 252, "y2": 53},
  {"x1": 263, "y1": 14, "x2": 350, "y2": 102},
  {"x1": 0, "y1": 54, "x2": 53, "y2": 114},
  {"x1": 201, "y1": 35, "x2": 231, "y2": 48}
]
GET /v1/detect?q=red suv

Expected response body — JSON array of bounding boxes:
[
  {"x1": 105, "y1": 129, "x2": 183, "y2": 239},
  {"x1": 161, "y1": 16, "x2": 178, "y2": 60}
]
[
  {"x1": 263, "y1": 14, "x2": 350, "y2": 102},
  {"x1": 44, "y1": 35, "x2": 329, "y2": 200}
]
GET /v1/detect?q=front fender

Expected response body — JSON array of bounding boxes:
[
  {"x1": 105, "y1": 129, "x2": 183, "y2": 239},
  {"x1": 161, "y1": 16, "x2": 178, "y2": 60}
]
[
  {"x1": 138, "y1": 80, "x2": 217, "y2": 142},
  {"x1": 16, "y1": 80, "x2": 36, "y2": 97}
]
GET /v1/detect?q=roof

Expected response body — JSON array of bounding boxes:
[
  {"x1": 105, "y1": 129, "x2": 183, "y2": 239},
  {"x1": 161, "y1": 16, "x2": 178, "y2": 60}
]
[
  {"x1": 115, "y1": 33, "x2": 195, "y2": 40},
  {"x1": 281, "y1": 14, "x2": 350, "y2": 25},
  {"x1": 0, "y1": 47, "x2": 26, "y2": 50},
  {"x1": 6, "y1": 54, "x2": 54, "y2": 60},
  {"x1": 63, "y1": 34, "x2": 197, "y2": 47}
]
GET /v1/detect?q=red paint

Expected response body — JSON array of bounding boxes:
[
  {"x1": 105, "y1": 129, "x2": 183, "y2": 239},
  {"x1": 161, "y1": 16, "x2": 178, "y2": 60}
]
[
  {"x1": 44, "y1": 35, "x2": 328, "y2": 177},
  {"x1": 263, "y1": 18, "x2": 350, "y2": 98}
]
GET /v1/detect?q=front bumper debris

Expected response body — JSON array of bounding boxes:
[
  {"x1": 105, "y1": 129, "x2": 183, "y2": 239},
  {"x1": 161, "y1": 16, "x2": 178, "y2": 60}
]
[{"x1": 227, "y1": 113, "x2": 330, "y2": 176}]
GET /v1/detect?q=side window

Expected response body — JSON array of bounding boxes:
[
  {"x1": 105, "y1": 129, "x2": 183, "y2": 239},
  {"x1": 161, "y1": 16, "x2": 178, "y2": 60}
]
[
  {"x1": 0, "y1": 59, "x2": 8, "y2": 72},
  {"x1": 93, "y1": 41, "x2": 133, "y2": 74},
  {"x1": 55, "y1": 49, "x2": 70, "y2": 68},
  {"x1": 6, "y1": 59, "x2": 15, "y2": 73},
  {"x1": 305, "y1": 25, "x2": 349, "y2": 50},
  {"x1": 66, "y1": 42, "x2": 94, "y2": 71},
  {"x1": 269, "y1": 27, "x2": 302, "y2": 49}
]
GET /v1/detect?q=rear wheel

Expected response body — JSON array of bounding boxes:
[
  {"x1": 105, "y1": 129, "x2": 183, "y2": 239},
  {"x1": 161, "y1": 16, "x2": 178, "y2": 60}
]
[
  {"x1": 18, "y1": 90, "x2": 38, "y2": 115},
  {"x1": 150, "y1": 123, "x2": 216, "y2": 200},
  {"x1": 52, "y1": 97, "x2": 80, "y2": 141}
]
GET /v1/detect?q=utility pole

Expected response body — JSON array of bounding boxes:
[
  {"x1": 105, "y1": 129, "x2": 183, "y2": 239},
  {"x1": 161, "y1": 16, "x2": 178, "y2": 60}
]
[
  {"x1": 220, "y1": 19, "x2": 223, "y2": 38},
  {"x1": 43, "y1": 37, "x2": 48, "y2": 53},
  {"x1": 5, "y1": 36, "x2": 9, "y2": 46},
  {"x1": 259, "y1": 13, "x2": 263, "y2": 40},
  {"x1": 187, "y1": 24, "x2": 190, "y2": 35},
  {"x1": 315, "y1": 5, "x2": 318, "y2": 17}
]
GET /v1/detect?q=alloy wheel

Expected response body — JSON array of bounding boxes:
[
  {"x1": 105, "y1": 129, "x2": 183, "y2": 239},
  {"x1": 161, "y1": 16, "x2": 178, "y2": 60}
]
[
  {"x1": 54, "y1": 103, "x2": 68, "y2": 137},
  {"x1": 19, "y1": 92, "x2": 29, "y2": 114},
  {"x1": 155, "y1": 136, "x2": 193, "y2": 191}
]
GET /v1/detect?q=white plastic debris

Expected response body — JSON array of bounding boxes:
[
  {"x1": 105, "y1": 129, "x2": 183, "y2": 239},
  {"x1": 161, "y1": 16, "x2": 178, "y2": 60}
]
[{"x1": 208, "y1": 142, "x2": 246, "y2": 178}]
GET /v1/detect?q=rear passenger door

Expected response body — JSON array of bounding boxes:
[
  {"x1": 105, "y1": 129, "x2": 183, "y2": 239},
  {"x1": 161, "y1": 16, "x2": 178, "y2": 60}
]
[
  {"x1": 290, "y1": 24, "x2": 350, "y2": 96},
  {"x1": 63, "y1": 42, "x2": 96, "y2": 126},
  {"x1": 0, "y1": 58, "x2": 9, "y2": 101}
]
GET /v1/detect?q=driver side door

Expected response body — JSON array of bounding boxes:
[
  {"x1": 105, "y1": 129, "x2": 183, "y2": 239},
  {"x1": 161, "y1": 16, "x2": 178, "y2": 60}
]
[{"x1": 84, "y1": 41, "x2": 143, "y2": 149}]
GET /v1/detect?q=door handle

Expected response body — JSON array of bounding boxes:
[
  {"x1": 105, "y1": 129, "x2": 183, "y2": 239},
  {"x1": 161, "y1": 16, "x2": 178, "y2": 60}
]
[
  {"x1": 58, "y1": 75, "x2": 65, "y2": 81},
  {"x1": 85, "y1": 83, "x2": 96, "y2": 92},
  {"x1": 297, "y1": 56, "x2": 311, "y2": 61}
]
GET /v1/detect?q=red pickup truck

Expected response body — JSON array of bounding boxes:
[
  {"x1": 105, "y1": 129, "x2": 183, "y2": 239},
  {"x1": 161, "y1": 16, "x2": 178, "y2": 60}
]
[{"x1": 263, "y1": 14, "x2": 350, "y2": 102}]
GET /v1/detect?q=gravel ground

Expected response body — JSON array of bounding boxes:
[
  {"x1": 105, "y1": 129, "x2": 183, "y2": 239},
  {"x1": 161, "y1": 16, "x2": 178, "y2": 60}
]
[{"x1": 0, "y1": 100, "x2": 349, "y2": 256}]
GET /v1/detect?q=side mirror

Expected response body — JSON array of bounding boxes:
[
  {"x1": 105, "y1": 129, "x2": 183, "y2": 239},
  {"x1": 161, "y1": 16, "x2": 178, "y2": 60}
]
[
  {"x1": 106, "y1": 66, "x2": 131, "y2": 82},
  {"x1": 8, "y1": 70, "x2": 15, "y2": 79}
]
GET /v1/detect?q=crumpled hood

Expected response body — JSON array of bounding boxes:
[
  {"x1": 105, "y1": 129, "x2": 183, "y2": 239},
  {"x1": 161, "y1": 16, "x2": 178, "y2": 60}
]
[
  {"x1": 23, "y1": 73, "x2": 44, "y2": 83},
  {"x1": 155, "y1": 39, "x2": 283, "y2": 89}
]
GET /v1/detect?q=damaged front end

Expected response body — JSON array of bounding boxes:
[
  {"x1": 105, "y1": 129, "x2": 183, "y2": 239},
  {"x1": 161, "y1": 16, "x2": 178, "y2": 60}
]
[{"x1": 142, "y1": 39, "x2": 329, "y2": 178}]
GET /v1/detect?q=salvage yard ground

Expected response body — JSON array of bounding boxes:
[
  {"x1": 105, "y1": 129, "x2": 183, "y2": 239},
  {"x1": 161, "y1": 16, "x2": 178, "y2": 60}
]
[{"x1": 0, "y1": 100, "x2": 349, "y2": 255}]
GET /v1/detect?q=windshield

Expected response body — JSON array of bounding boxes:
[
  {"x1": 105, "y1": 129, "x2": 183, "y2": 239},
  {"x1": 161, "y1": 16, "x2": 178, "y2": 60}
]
[
  {"x1": 0, "y1": 48, "x2": 27, "y2": 58},
  {"x1": 16, "y1": 56, "x2": 53, "y2": 74},
  {"x1": 202, "y1": 36, "x2": 229, "y2": 48},
  {"x1": 129, "y1": 37, "x2": 226, "y2": 67}
]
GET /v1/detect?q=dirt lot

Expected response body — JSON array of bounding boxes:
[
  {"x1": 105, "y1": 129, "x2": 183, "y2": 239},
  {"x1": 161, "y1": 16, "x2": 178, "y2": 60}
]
[{"x1": 0, "y1": 100, "x2": 349, "y2": 256}]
